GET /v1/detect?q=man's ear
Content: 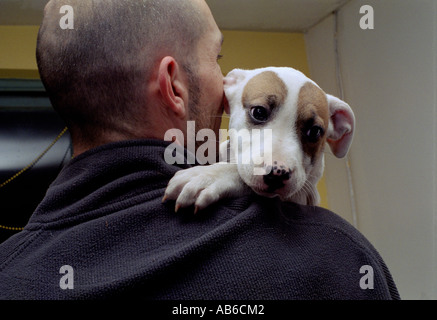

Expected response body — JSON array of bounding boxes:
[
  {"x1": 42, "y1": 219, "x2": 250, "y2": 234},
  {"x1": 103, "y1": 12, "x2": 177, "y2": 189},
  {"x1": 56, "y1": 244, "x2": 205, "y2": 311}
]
[
  {"x1": 326, "y1": 94, "x2": 355, "y2": 158},
  {"x1": 158, "y1": 56, "x2": 188, "y2": 119}
]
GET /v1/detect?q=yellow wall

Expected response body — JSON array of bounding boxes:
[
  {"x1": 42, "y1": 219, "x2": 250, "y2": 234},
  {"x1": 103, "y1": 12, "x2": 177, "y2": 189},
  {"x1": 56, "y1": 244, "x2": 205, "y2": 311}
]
[
  {"x1": 0, "y1": 26, "x2": 40, "y2": 79},
  {"x1": 219, "y1": 30, "x2": 310, "y2": 76},
  {"x1": 0, "y1": 26, "x2": 329, "y2": 208}
]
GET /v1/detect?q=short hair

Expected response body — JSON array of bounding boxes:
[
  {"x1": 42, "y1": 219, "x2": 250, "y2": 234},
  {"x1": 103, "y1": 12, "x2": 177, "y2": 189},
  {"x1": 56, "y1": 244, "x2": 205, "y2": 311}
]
[{"x1": 37, "y1": 0, "x2": 206, "y2": 141}]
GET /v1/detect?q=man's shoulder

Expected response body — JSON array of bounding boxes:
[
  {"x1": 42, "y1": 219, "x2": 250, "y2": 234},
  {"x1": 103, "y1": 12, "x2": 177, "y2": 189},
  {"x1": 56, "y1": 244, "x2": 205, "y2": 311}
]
[
  {"x1": 234, "y1": 197, "x2": 382, "y2": 261},
  {"x1": 277, "y1": 201, "x2": 376, "y2": 252},
  {"x1": 278, "y1": 201, "x2": 359, "y2": 235},
  {"x1": 212, "y1": 196, "x2": 400, "y2": 299}
]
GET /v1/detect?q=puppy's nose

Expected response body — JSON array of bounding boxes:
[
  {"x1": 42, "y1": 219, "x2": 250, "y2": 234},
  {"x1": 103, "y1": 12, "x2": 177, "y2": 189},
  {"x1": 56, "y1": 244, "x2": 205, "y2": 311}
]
[{"x1": 263, "y1": 161, "x2": 292, "y2": 191}]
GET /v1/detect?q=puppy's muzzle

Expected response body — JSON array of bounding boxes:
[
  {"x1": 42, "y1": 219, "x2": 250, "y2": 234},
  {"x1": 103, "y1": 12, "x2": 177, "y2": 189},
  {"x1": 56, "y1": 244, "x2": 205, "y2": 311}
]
[{"x1": 263, "y1": 161, "x2": 292, "y2": 192}]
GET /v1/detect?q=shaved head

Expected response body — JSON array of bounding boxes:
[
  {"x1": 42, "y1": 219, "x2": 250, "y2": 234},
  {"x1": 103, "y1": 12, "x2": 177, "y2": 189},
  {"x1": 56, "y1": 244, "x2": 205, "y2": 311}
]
[{"x1": 37, "y1": 0, "x2": 207, "y2": 144}]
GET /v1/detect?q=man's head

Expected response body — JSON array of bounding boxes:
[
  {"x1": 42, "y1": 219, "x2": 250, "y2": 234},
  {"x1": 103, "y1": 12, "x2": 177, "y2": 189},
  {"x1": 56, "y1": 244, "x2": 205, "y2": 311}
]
[{"x1": 37, "y1": 0, "x2": 224, "y2": 155}]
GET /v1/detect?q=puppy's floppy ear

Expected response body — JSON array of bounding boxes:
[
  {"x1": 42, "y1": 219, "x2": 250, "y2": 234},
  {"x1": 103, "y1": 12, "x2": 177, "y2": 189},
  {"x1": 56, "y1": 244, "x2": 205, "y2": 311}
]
[
  {"x1": 224, "y1": 68, "x2": 246, "y2": 88},
  {"x1": 326, "y1": 94, "x2": 355, "y2": 158},
  {"x1": 223, "y1": 69, "x2": 247, "y2": 114}
]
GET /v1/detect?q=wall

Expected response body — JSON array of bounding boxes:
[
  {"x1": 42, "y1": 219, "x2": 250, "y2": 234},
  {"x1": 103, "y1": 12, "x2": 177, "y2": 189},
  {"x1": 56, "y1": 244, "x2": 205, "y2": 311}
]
[
  {"x1": 219, "y1": 30, "x2": 309, "y2": 76},
  {"x1": 305, "y1": 0, "x2": 437, "y2": 299},
  {"x1": 0, "y1": 26, "x2": 40, "y2": 79}
]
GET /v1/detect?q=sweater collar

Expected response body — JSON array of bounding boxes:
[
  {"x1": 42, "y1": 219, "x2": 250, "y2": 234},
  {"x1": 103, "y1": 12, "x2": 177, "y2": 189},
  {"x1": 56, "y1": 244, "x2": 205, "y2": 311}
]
[{"x1": 26, "y1": 139, "x2": 193, "y2": 227}]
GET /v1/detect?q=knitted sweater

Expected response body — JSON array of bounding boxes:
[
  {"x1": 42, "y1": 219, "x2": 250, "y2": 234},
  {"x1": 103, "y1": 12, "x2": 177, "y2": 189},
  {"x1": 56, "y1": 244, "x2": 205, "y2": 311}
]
[{"x1": 0, "y1": 139, "x2": 400, "y2": 300}]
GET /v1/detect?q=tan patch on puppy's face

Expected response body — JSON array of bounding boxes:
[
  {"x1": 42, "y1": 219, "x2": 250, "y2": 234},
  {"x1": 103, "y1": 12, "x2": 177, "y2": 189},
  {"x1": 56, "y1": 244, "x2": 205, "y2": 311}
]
[
  {"x1": 242, "y1": 71, "x2": 288, "y2": 124},
  {"x1": 297, "y1": 82, "x2": 329, "y2": 163}
]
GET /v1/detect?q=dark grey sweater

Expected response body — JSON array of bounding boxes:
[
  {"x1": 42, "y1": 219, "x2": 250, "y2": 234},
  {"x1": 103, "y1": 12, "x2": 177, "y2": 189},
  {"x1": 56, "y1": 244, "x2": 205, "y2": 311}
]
[{"x1": 0, "y1": 140, "x2": 399, "y2": 300}]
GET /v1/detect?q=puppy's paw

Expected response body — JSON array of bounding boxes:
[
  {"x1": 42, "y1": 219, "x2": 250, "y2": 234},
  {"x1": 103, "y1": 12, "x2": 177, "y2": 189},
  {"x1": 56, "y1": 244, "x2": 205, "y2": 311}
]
[{"x1": 163, "y1": 163, "x2": 242, "y2": 213}]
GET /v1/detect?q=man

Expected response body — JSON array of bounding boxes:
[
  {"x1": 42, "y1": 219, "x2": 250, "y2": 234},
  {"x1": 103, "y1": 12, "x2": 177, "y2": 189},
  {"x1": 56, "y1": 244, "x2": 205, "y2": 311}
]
[{"x1": 0, "y1": 0, "x2": 399, "y2": 300}]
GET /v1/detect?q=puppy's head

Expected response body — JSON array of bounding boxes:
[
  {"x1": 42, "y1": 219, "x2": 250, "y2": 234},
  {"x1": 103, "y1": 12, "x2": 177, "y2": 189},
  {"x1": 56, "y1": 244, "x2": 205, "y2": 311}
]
[{"x1": 224, "y1": 67, "x2": 355, "y2": 205}]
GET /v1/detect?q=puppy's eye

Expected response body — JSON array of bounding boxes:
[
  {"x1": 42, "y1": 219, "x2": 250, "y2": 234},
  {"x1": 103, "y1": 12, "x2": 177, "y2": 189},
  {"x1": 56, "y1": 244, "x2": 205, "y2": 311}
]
[
  {"x1": 250, "y1": 106, "x2": 270, "y2": 122},
  {"x1": 306, "y1": 125, "x2": 324, "y2": 143}
]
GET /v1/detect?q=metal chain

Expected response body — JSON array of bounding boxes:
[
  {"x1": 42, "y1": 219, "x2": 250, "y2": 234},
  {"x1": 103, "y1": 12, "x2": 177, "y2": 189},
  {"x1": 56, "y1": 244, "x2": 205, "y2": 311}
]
[{"x1": 0, "y1": 127, "x2": 68, "y2": 231}]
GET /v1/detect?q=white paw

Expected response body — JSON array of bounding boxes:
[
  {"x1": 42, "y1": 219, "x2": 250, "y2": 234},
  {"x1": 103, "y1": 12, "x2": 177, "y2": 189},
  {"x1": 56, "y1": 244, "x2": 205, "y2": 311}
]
[{"x1": 163, "y1": 163, "x2": 242, "y2": 213}]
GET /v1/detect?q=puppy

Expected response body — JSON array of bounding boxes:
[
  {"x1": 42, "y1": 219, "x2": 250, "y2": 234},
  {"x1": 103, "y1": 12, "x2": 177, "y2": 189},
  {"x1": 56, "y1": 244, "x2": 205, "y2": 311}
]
[{"x1": 163, "y1": 67, "x2": 355, "y2": 212}]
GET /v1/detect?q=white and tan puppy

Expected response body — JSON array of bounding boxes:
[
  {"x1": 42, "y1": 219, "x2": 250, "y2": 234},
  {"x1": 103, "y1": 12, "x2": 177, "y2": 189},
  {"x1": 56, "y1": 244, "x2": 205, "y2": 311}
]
[{"x1": 164, "y1": 67, "x2": 355, "y2": 212}]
